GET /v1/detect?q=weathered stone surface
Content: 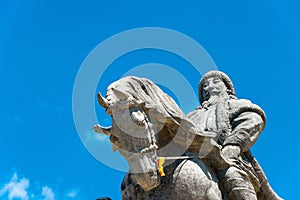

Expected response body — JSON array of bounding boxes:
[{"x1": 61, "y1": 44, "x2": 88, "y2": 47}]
[{"x1": 94, "y1": 72, "x2": 282, "y2": 200}]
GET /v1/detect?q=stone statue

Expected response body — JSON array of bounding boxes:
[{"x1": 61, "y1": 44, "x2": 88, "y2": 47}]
[
  {"x1": 94, "y1": 72, "x2": 282, "y2": 200},
  {"x1": 187, "y1": 71, "x2": 282, "y2": 200}
]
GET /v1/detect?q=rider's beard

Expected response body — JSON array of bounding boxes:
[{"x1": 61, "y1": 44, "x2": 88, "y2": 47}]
[{"x1": 202, "y1": 94, "x2": 229, "y2": 109}]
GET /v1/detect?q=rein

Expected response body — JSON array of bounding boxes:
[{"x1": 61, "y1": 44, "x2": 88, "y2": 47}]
[{"x1": 157, "y1": 155, "x2": 197, "y2": 160}]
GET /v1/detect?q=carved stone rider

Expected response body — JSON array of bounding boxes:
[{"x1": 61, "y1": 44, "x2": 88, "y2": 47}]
[{"x1": 187, "y1": 71, "x2": 282, "y2": 200}]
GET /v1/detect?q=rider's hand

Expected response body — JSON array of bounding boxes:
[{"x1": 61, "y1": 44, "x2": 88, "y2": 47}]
[{"x1": 221, "y1": 145, "x2": 241, "y2": 164}]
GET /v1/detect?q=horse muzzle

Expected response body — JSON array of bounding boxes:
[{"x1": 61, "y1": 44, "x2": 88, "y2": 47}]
[
  {"x1": 131, "y1": 170, "x2": 160, "y2": 191},
  {"x1": 127, "y1": 152, "x2": 161, "y2": 191}
]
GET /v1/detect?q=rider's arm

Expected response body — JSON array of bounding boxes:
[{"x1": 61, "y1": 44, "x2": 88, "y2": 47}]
[{"x1": 223, "y1": 111, "x2": 265, "y2": 152}]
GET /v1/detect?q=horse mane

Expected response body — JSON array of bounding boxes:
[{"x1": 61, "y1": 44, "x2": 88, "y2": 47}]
[{"x1": 109, "y1": 76, "x2": 184, "y2": 125}]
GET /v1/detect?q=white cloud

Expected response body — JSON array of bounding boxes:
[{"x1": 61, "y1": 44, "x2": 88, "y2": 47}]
[
  {"x1": 67, "y1": 190, "x2": 77, "y2": 198},
  {"x1": 0, "y1": 173, "x2": 30, "y2": 200},
  {"x1": 42, "y1": 186, "x2": 55, "y2": 200},
  {"x1": 0, "y1": 172, "x2": 80, "y2": 200}
]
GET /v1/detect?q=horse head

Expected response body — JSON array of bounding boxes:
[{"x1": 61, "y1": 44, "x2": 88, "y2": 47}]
[{"x1": 95, "y1": 77, "x2": 163, "y2": 191}]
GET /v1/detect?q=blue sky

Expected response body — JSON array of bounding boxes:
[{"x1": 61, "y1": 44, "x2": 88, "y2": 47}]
[{"x1": 0, "y1": 0, "x2": 299, "y2": 199}]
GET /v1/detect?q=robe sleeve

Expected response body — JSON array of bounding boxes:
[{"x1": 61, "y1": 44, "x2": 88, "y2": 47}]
[{"x1": 223, "y1": 109, "x2": 265, "y2": 152}]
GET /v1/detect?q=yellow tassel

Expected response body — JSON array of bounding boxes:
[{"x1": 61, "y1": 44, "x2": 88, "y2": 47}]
[
  {"x1": 158, "y1": 166, "x2": 165, "y2": 176},
  {"x1": 157, "y1": 157, "x2": 166, "y2": 177}
]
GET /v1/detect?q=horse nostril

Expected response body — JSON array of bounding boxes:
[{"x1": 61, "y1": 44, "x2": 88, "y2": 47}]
[
  {"x1": 149, "y1": 170, "x2": 154, "y2": 177},
  {"x1": 148, "y1": 170, "x2": 158, "y2": 179}
]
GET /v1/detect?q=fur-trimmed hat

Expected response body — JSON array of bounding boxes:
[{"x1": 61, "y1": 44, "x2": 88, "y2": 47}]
[{"x1": 198, "y1": 71, "x2": 236, "y2": 104}]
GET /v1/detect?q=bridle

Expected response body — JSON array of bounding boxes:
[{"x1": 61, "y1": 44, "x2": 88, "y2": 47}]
[{"x1": 137, "y1": 111, "x2": 197, "y2": 176}]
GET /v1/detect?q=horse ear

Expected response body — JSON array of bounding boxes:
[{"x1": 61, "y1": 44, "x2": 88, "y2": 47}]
[
  {"x1": 112, "y1": 88, "x2": 128, "y2": 101},
  {"x1": 97, "y1": 92, "x2": 108, "y2": 108}
]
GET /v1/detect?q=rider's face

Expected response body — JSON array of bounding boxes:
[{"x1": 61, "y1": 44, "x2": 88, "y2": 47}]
[{"x1": 202, "y1": 77, "x2": 228, "y2": 100}]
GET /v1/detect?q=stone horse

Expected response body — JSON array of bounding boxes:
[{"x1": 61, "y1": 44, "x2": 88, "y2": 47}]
[{"x1": 94, "y1": 76, "x2": 224, "y2": 200}]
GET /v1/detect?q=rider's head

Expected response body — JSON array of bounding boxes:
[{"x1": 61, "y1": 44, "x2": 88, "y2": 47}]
[{"x1": 198, "y1": 71, "x2": 236, "y2": 104}]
